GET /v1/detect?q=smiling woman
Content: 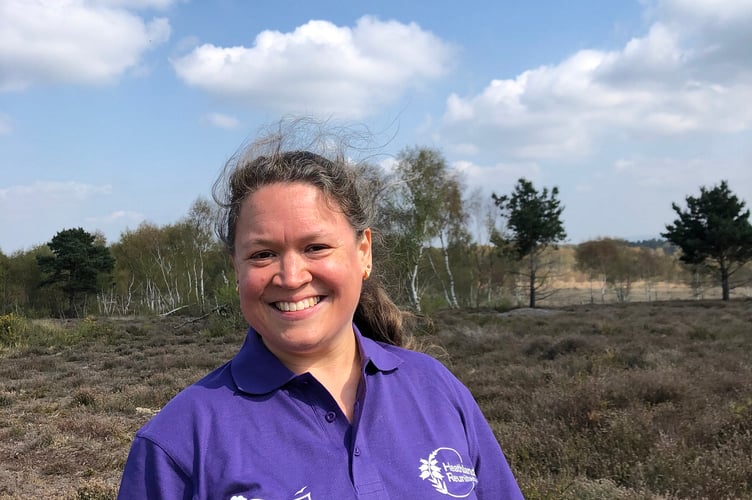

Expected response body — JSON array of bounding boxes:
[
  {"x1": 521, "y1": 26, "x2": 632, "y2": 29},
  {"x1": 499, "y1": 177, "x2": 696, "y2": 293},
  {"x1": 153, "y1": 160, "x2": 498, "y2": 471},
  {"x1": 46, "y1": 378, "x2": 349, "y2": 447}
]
[{"x1": 117, "y1": 118, "x2": 523, "y2": 499}]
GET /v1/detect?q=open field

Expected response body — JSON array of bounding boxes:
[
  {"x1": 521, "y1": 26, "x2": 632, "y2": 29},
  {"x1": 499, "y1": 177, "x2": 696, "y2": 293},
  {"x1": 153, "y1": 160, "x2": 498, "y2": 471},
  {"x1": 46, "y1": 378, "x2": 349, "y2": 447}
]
[
  {"x1": 528, "y1": 281, "x2": 752, "y2": 307},
  {"x1": 1, "y1": 299, "x2": 751, "y2": 499}
]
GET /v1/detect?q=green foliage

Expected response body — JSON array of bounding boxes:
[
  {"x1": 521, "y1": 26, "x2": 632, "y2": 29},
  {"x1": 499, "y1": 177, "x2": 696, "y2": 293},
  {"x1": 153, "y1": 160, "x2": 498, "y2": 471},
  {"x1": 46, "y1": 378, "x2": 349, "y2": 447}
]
[
  {"x1": 76, "y1": 316, "x2": 116, "y2": 343},
  {"x1": 663, "y1": 180, "x2": 752, "y2": 300},
  {"x1": 110, "y1": 198, "x2": 231, "y2": 316},
  {"x1": 37, "y1": 228, "x2": 115, "y2": 316},
  {"x1": 0, "y1": 245, "x2": 62, "y2": 317},
  {"x1": 0, "y1": 314, "x2": 118, "y2": 349},
  {"x1": 0, "y1": 312, "x2": 29, "y2": 347},
  {"x1": 492, "y1": 178, "x2": 566, "y2": 307},
  {"x1": 378, "y1": 147, "x2": 469, "y2": 312},
  {"x1": 492, "y1": 178, "x2": 566, "y2": 258},
  {"x1": 203, "y1": 283, "x2": 247, "y2": 338}
]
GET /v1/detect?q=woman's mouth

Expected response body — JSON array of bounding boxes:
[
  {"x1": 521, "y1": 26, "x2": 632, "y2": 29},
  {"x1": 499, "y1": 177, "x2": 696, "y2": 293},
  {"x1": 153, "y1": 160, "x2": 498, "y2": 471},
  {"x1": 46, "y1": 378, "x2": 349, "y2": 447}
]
[{"x1": 273, "y1": 296, "x2": 321, "y2": 312}]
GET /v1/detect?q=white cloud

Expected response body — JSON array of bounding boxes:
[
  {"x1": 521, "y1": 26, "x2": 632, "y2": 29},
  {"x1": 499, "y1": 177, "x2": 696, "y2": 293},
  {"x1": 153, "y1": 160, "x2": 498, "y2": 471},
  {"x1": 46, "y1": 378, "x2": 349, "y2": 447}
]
[
  {"x1": 452, "y1": 160, "x2": 542, "y2": 194},
  {"x1": 171, "y1": 16, "x2": 455, "y2": 119},
  {"x1": 0, "y1": 181, "x2": 112, "y2": 202},
  {"x1": 204, "y1": 112, "x2": 240, "y2": 129},
  {"x1": 86, "y1": 210, "x2": 144, "y2": 225},
  {"x1": 0, "y1": 181, "x2": 112, "y2": 225},
  {"x1": 84, "y1": 209, "x2": 148, "y2": 247},
  {"x1": 611, "y1": 156, "x2": 750, "y2": 191},
  {"x1": 0, "y1": 0, "x2": 171, "y2": 91},
  {"x1": 439, "y1": 1, "x2": 752, "y2": 161}
]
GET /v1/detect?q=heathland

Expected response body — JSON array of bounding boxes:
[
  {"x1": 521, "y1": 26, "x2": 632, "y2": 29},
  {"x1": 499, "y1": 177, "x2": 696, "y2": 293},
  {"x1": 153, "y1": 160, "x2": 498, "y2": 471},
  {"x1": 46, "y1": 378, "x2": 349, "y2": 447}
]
[{"x1": 1, "y1": 299, "x2": 751, "y2": 499}]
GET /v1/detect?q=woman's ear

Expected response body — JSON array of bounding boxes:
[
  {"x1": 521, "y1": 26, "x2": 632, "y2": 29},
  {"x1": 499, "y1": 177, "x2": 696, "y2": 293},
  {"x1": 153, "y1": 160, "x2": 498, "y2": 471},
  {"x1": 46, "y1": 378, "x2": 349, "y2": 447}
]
[{"x1": 359, "y1": 228, "x2": 373, "y2": 269}]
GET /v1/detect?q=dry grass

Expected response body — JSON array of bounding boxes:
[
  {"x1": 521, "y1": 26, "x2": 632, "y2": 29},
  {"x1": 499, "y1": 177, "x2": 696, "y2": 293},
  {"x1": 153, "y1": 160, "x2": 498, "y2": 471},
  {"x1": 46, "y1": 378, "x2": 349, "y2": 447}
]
[
  {"x1": 0, "y1": 314, "x2": 244, "y2": 499},
  {"x1": 436, "y1": 299, "x2": 752, "y2": 499},
  {"x1": 1, "y1": 300, "x2": 751, "y2": 498}
]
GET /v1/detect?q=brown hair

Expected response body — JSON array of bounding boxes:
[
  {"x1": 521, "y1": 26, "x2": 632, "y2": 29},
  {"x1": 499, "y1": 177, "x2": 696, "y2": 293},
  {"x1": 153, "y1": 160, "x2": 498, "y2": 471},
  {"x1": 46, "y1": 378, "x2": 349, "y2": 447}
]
[{"x1": 213, "y1": 119, "x2": 411, "y2": 347}]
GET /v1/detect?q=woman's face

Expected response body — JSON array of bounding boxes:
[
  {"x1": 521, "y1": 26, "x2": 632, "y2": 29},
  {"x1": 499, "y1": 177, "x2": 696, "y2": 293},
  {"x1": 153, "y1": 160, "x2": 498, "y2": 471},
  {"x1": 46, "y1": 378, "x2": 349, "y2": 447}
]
[{"x1": 231, "y1": 182, "x2": 371, "y2": 364}]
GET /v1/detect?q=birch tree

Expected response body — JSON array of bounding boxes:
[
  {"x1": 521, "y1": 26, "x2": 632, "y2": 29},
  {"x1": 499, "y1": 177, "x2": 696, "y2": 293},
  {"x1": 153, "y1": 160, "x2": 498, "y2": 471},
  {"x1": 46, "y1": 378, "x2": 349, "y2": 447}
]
[
  {"x1": 388, "y1": 147, "x2": 468, "y2": 312},
  {"x1": 183, "y1": 197, "x2": 218, "y2": 312}
]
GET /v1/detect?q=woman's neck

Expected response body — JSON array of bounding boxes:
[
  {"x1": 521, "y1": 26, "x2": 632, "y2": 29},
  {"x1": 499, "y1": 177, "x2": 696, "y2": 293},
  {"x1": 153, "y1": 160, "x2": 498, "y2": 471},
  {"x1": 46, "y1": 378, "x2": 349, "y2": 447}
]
[
  {"x1": 310, "y1": 347, "x2": 362, "y2": 423},
  {"x1": 276, "y1": 333, "x2": 362, "y2": 423}
]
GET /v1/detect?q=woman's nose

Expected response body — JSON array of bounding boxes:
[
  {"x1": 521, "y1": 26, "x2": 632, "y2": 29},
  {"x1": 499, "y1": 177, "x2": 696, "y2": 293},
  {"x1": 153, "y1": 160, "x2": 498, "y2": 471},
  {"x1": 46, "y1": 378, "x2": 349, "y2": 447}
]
[{"x1": 274, "y1": 252, "x2": 311, "y2": 288}]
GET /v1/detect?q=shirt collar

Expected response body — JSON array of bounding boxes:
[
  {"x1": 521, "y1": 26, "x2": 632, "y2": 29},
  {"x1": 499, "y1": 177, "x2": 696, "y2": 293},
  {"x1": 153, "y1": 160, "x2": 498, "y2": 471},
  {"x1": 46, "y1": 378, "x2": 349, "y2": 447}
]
[{"x1": 231, "y1": 324, "x2": 403, "y2": 395}]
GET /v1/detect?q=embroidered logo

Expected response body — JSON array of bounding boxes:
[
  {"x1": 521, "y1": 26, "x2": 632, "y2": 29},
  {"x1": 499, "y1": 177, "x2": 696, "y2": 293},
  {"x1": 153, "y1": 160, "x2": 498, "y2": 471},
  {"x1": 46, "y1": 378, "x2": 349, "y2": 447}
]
[
  {"x1": 228, "y1": 486, "x2": 310, "y2": 500},
  {"x1": 419, "y1": 447, "x2": 478, "y2": 498},
  {"x1": 294, "y1": 486, "x2": 312, "y2": 500}
]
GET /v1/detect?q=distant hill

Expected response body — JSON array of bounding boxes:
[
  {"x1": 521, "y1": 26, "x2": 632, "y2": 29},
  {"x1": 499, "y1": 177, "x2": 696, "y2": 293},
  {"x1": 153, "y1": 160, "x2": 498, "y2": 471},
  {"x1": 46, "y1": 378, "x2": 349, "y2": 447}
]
[{"x1": 626, "y1": 238, "x2": 677, "y2": 254}]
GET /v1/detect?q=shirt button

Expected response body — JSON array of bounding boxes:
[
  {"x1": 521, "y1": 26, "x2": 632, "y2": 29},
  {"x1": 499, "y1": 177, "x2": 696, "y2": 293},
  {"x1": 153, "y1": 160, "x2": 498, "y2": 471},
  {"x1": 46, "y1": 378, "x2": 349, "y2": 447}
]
[
  {"x1": 354, "y1": 447, "x2": 361, "y2": 456},
  {"x1": 325, "y1": 411, "x2": 336, "y2": 423}
]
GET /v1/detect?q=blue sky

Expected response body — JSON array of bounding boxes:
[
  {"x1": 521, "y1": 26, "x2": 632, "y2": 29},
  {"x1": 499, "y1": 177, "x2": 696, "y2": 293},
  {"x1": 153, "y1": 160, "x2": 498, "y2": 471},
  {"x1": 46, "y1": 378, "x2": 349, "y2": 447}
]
[{"x1": 2, "y1": 0, "x2": 751, "y2": 253}]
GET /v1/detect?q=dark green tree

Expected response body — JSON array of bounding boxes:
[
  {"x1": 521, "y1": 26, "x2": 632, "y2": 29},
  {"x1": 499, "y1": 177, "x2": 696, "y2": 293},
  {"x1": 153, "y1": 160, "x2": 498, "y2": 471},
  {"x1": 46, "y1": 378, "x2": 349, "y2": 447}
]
[
  {"x1": 37, "y1": 228, "x2": 115, "y2": 316},
  {"x1": 493, "y1": 178, "x2": 566, "y2": 308},
  {"x1": 662, "y1": 180, "x2": 752, "y2": 301}
]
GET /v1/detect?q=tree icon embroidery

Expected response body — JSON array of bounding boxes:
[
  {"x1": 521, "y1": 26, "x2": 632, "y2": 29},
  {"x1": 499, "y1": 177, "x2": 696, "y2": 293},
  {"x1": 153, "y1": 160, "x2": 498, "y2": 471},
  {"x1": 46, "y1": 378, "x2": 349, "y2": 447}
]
[{"x1": 419, "y1": 449, "x2": 449, "y2": 494}]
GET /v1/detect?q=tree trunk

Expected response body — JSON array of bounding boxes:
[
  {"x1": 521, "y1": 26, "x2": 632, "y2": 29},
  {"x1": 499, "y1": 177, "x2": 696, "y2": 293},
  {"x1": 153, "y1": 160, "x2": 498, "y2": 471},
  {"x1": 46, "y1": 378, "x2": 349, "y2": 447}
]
[
  {"x1": 443, "y1": 248, "x2": 460, "y2": 309},
  {"x1": 427, "y1": 251, "x2": 452, "y2": 308},
  {"x1": 438, "y1": 232, "x2": 460, "y2": 309},
  {"x1": 720, "y1": 264, "x2": 730, "y2": 301},
  {"x1": 409, "y1": 246, "x2": 423, "y2": 313}
]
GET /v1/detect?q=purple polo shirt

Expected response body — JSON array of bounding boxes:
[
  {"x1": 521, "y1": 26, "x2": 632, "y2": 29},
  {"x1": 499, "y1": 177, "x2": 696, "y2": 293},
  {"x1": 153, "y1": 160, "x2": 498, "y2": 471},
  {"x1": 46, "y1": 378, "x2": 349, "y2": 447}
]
[{"x1": 118, "y1": 326, "x2": 523, "y2": 499}]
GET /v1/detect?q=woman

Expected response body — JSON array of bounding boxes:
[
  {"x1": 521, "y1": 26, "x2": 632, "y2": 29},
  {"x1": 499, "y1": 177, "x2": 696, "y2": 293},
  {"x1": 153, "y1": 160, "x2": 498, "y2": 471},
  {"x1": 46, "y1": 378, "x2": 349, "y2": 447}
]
[{"x1": 118, "y1": 123, "x2": 523, "y2": 499}]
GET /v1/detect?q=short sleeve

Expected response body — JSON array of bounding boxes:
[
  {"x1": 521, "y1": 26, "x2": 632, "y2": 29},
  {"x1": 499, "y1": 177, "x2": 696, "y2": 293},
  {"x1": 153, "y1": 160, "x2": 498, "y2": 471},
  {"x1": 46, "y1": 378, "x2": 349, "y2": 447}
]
[
  {"x1": 118, "y1": 435, "x2": 193, "y2": 500},
  {"x1": 453, "y1": 379, "x2": 524, "y2": 499}
]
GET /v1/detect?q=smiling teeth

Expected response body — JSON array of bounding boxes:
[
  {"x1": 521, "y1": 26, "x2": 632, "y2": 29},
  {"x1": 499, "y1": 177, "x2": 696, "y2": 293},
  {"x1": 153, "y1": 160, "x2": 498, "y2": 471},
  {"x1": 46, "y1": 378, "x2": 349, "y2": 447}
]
[{"x1": 275, "y1": 296, "x2": 320, "y2": 312}]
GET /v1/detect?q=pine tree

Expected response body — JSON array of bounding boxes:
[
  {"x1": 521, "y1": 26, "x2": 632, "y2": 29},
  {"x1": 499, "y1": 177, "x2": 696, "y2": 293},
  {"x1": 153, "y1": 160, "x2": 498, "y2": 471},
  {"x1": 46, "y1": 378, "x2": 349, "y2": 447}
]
[
  {"x1": 662, "y1": 180, "x2": 752, "y2": 301},
  {"x1": 37, "y1": 228, "x2": 115, "y2": 316},
  {"x1": 493, "y1": 178, "x2": 566, "y2": 308}
]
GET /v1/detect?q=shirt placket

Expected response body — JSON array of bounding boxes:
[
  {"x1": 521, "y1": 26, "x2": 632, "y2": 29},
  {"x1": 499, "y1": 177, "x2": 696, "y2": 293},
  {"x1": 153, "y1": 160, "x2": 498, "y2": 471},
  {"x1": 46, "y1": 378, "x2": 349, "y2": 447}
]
[
  {"x1": 294, "y1": 372, "x2": 388, "y2": 499},
  {"x1": 349, "y1": 369, "x2": 388, "y2": 499}
]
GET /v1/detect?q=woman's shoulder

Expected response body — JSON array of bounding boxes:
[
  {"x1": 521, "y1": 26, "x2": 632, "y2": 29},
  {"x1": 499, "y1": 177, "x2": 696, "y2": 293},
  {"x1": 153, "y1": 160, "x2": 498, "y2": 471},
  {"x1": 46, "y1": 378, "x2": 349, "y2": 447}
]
[
  {"x1": 136, "y1": 361, "x2": 234, "y2": 440},
  {"x1": 376, "y1": 341, "x2": 462, "y2": 384}
]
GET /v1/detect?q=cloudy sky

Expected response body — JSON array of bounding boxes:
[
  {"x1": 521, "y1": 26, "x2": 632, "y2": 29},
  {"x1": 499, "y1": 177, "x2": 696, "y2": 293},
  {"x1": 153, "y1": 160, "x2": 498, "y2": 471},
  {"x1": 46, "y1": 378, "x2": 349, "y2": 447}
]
[{"x1": 2, "y1": 0, "x2": 751, "y2": 253}]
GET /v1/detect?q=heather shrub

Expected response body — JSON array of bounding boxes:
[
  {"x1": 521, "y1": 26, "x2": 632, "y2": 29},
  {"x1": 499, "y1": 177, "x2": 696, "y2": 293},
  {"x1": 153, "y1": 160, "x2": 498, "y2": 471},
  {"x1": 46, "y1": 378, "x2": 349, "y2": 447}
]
[
  {"x1": 2, "y1": 301, "x2": 751, "y2": 497},
  {"x1": 71, "y1": 480, "x2": 118, "y2": 500},
  {"x1": 433, "y1": 300, "x2": 752, "y2": 499}
]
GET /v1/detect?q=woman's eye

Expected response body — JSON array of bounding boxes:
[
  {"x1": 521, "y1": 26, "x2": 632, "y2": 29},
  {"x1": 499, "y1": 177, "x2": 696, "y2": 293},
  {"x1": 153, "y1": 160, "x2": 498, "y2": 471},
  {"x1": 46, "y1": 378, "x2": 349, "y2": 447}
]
[
  {"x1": 307, "y1": 244, "x2": 329, "y2": 253},
  {"x1": 250, "y1": 250, "x2": 274, "y2": 260}
]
